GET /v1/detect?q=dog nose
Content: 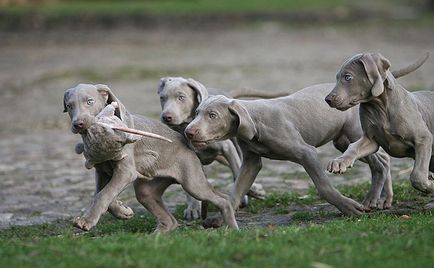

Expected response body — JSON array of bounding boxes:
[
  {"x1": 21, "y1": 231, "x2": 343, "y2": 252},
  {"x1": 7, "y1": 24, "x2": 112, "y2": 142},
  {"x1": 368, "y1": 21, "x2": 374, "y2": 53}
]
[
  {"x1": 185, "y1": 128, "x2": 197, "y2": 140},
  {"x1": 162, "y1": 114, "x2": 172, "y2": 123},
  {"x1": 325, "y1": 95, "x2": 333, "y2": 106},
  {"x1": 73, "y1": 120, "x2": 85, "y2": 130}
]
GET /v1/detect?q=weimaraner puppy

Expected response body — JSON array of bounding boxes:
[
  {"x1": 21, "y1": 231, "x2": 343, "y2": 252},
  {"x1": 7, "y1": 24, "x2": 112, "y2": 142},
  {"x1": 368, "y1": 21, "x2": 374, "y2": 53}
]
[
  {"x1": 184, "y1": 87, "x2": 393, "y2": 218},
  {"x1": 325, "y1": 52, "x2": 434, "y2": 206},
  {"x1": 63, "y1": 83, "x2": 238, "y2": 232},
  {"x1": 184, "y1": 57, "x2": 427, "y2": 218},
  {"x1": 158, "y1": 77, "x2": 269, "y2": 219}
]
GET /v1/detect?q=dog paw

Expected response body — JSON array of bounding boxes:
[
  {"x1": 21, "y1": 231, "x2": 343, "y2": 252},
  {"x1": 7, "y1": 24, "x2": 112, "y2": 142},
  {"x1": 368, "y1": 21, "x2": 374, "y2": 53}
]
[
  {"x1": 327, "y1": 157, "x2": 353, "y2": 174},
  {"x1": 410, "y1": 172, "x2": 434, "y2": 194},
  {"x1": 152, "y1": 221, "x2": 178, "y2": 234},
  {"x1": 184, "y1": 203, "x2": 201, "y2": 221},
  {"x1": 376, "y1": 196, "x2": 393, "y2": 210},
  {"x1": 247, "y1": 183, "x2": 266, "y2": 200},
  {"x1": 332, "y1": 195, "x2": 365, "y2": 216},
  {"x1": 110, "y1": 101, "x2": 118, "y2": 109},
  {"x1": 73, "y1": 216, "x2": 96, "y2": 231},
  {"x1": 202, "y1": 215, "x2": 224, "y2": 229},
  {"x1": 362, "y1": 195, "x2": 386, "y2": 210},
  {"x1": 109, "y1": 200, "x2": 134, "y2": 219},
  {"x1": 362, "y1": 189, "x2": 392, "y2": 210}
]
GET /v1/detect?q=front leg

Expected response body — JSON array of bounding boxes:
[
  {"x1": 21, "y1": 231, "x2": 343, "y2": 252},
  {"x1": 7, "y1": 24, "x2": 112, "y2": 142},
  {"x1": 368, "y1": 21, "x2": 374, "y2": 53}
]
[
  {"x1": 229, "y1": 151, "x2": 262, "y2": 210},
  {"x1": 220, "y1": 140, "x2": 242, "y2": 179},
  {"x1": 73, "y1": 157, "x2": 136, "y2": 231},
  {"x1": 328, "y1": 135, "x2": 379, "y2": 174},
  {"x1": 220, "y1": 140, "x2": 250, "y2": 207},
  {"x1": 410, "y1": 133, "x2": 434, "y2": 193},
  {"x1": 95, "y1": 167, "x2": 134, "y2": 220}
]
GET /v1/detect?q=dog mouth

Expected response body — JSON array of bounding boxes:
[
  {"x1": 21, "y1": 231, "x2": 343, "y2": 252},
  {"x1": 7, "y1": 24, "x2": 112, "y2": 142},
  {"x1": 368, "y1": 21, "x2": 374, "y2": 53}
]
[
  {"x1": 336, "y1": 99, "x2": 365, "y2": 110},
  {"x1": 335, "y1": 105, "x2": 352, "y2": 111},
  {"x1": 333, "y1": 100, "x2": 360, "y2": 111},
  {"x1": 71, "y1": 126, "x2": 89, "y2": 135},
  {"x1": 190, "y1": 138, "x2": 220, "y2": 148}
]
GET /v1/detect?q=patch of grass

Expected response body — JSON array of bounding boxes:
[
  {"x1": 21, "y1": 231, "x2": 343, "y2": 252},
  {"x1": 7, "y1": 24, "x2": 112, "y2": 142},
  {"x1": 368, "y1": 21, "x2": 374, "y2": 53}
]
[
  {"x1": 337, "y1": 182, "x2": 371, "y2": 201},
  {"x1": 2, "y1": 182, "x2": 433, "y2": 267},
  {"x1": 1, "y1": 212, "x2": 434, "y2": 267},
  {"x1": 247, "y1": 190, "x2": 320, "y2": 214},
  {"x1": 173, "y1": 203, "x2": 187, "y2": 219},
  {"x1": 0, "y1": 0, "x2": 344, "y2": 17},
  {"x1": 393, "y1": 181, "x2": 431, "y2": 205}
]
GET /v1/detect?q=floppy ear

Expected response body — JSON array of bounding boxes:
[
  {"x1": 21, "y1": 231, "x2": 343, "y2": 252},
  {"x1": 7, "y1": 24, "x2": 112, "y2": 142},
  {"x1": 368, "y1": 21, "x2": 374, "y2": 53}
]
[
  {"x1": 158, "y1": 77, "x2": 168, "y2": 95},
  {"x1": 95, "y1": 84, "x2": 127, "y2": 120},
  {"x1": 63, "y1": 88, "x2": 72, "y2": 113},
  {"x1": 228, "y1": 100, "x2": 257, "y2": 141},
  {"x1": 360, "y1": 53, "x2": 391, "y2": 97},
  {"x1": 186, "y1": 78, "x2": 209, "y2": 103}
]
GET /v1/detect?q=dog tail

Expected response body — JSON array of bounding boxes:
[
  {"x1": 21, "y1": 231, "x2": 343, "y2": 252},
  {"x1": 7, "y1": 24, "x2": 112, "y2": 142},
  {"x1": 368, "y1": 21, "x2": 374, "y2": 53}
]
[
  {"x1": 230, "y1": 88, "x2": 289, "y2": 99},
  {"x1": 392, "y1": 51, "x2": 430, "y2": 78}
]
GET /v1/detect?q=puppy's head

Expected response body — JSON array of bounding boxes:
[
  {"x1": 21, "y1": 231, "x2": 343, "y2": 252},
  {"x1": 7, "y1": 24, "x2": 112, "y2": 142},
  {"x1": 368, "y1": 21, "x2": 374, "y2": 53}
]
[
  {"x1": 63, "y1": 84, "x2": 124, "y2": 134},
  {"x1": 157, "y1": 77, "x2": 208, "y2": 128},
  {"x1": 184, "y1": 95, "x2": 256, "y2": 148},
  {"x1": 325, "y1": 52, "x2": 392, "y2": 111}
]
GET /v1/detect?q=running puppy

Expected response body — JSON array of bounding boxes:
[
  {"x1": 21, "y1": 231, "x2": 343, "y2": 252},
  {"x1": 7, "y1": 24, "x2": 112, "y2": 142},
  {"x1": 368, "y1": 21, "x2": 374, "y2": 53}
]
[
  {"x1": 63, "y1": 83, "x2": 238, "y2": 232},
  {"x1": 326, "y1": 52, "x2": 434, "y2": 204}
]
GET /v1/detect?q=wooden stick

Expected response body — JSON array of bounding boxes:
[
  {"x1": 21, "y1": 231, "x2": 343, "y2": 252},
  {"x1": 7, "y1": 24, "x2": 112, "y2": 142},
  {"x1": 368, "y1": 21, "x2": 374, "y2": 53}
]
[{"x1": 112, "y1": 127, "x2": 172, "y2": 143}]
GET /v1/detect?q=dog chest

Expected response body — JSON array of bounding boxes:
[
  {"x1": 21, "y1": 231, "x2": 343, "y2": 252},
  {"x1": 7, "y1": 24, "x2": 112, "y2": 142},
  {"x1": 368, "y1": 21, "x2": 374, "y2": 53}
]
[
  {"x1": 370, "y1": 126, "x2": 414, "y2": 158},
  {"x1": 245, "y1": 140, "x2": 289, "y2": 160}
]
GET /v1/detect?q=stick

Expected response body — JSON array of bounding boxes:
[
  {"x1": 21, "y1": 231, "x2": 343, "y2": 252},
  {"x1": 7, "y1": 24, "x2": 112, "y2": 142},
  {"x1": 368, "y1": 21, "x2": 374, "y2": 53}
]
[{"x1": 112, "y1": 127, "x2": 172, "y2": 143}]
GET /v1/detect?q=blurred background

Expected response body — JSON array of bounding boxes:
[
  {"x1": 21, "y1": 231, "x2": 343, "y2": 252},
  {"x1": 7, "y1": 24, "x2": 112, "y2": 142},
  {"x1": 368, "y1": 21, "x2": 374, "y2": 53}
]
[{"x1": 0, "y1": 0, "x2": 433, "y2": 227}]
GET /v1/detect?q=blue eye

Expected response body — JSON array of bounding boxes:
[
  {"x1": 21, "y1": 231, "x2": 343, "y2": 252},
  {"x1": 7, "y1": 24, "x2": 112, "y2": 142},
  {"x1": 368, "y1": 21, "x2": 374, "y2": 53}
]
[
  {"x1": 344, "y1": 74, "x2": 353, "y2": 81},
  {"x1": 178, "y1": 95, "x2": 185, "y2": 101},
  {"x1": 87, "y1": 98, "x2": 95, "y2": 105},
  {"x1": 209, "y1": 112, "x2": 217, "y2": 119}
]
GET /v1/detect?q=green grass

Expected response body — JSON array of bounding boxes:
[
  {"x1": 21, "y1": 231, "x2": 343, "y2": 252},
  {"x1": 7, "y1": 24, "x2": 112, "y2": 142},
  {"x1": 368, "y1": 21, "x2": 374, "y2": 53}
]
[
  {"x1": 0, "y1": 0, "x2": 344, "y2": 17},
  {"x1": 247, "y1": 189, "x2": 319, "y2": 214},
  {"x1": 1, "y1": 181, "x2": 433, "y2": 267},
  {"x1": 1, "y1": 213, "x2": 434, "y2": 267}
]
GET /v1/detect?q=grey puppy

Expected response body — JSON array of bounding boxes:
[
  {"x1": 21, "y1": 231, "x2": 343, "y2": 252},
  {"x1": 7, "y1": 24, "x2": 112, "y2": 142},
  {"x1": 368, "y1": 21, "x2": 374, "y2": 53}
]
[
  {"x1": 184, "y1": 57, "x2": 427, "y2": 218},
  {"x1": 158, "y1": 77, "x2": 270, "y2": 219},
  {"x1": 325, "y1": 52, "x2": 434, "y2": 206},
  {"x1": 184, "y1": 86, "x2": 392, "y2": 218},
  {"x1": 63, "y1": 83, "x2": 238, "y2": 232}
]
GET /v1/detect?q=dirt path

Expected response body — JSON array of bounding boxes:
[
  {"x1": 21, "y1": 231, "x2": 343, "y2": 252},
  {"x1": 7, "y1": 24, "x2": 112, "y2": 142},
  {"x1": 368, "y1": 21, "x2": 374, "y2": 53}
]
[{"x1": 0, "y1": 24, "x2": 433, "y2": 228}]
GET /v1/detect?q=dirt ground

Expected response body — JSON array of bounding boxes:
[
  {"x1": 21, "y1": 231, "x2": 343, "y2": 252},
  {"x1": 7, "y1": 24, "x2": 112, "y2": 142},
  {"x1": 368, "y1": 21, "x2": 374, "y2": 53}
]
[{"x1": 0, "y1": 23, "x2": 433, "y2": 228}]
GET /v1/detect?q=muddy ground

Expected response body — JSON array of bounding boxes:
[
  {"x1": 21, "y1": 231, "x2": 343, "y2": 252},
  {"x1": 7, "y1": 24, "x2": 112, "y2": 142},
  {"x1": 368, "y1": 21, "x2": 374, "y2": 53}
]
[{"x1": 0, "y1": 23, "x2": 433, "y2": 228}]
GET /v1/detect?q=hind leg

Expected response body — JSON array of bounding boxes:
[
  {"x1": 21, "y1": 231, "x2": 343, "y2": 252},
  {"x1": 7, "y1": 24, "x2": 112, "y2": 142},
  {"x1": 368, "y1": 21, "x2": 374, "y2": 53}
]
[
  {"x1": 363, "y1": 151, "x2": 392, "y2": 209},
  {"x1": 134, "y1": 177, "x2": 178, "y2": 233},
  {"x1": 184, "y1": 193, "x2": 201, "y2": 221},
  {"x1": 180, "y1": 167, "x2": 238, "y2": 229},
  {"x1": 333, "y1": 134, "x2": 392, "y2": 209}
]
